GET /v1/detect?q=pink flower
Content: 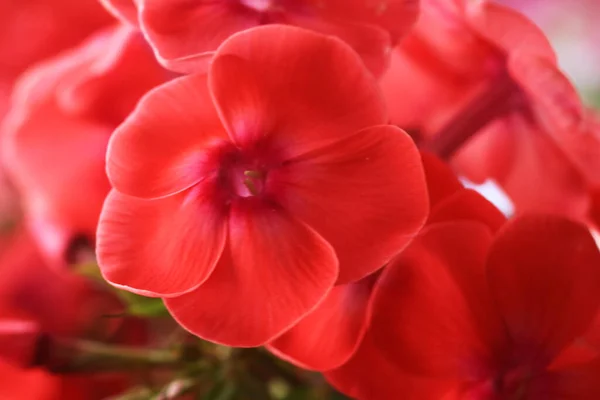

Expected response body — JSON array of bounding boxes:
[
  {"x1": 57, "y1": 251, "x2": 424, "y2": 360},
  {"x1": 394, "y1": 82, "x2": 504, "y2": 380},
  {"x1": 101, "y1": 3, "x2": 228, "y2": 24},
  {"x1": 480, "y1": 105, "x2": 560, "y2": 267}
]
[
  {"x1": 97, "y1": 25, "x2": 429, "y2": 346},
  {"x1": 99, "y1": 0, "x2": 420, "y2": 75},
  {"x1": 1, "y1": 25, "x2": 171, "y2": 265}
]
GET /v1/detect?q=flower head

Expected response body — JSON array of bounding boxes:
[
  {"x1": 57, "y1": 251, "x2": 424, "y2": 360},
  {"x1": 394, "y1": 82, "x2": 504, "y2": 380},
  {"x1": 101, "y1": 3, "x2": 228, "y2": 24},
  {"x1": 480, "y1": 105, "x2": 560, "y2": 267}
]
[
  {"x1": 97, "y1": 25, "x2": 429, "y2": 346},
  {"x1": 363, "y1": 215, "x2": 600, "y2": 399}
]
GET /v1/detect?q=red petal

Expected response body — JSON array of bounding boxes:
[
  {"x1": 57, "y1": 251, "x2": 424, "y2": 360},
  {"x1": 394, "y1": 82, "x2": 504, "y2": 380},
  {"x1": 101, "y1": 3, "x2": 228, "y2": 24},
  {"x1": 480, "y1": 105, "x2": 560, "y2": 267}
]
[
  {"x1": 0, "y1": 362, "x2": 59, "y2": 400},
  {"x1": 107, "y1": 73, "x2": 229, "y2": 199},
  {"x1": 268, "y1": 276, "x2": 374, "y2": 371},
  {"x1": 271, "y1": 125, "x2": 428, "y2": 283},
  {"x1": 208, "y1": 54, "x2": 272, "y2": 148},
  {"x1": 429, "y1": 189, "x2": 506, "y2": 233},
  {"x1": 289, "y1": 17, "x2": 392, "y2": 77},
  {"x1": 314, "y1": 0, "x2": 419, "y2": 43},
  {"x1": 509, "y1": 54, "x2": 583, "y2": 134},
  {"x1": 214, "y1": 25, "x2": 387, "y2": 158},
  {"x1": 97, "y1": 184, "x2": 227, "y2": 298},
  {"x1": 531, "y1": 359, "x2": 600, "y2": 400},
  {"x1": 370, "y1": 222, "x2": 508, "y2": 379},
  {"x1": 139, "y1": 0, "x2": 256, "y2": 73},
  {"x1": 99, "y1": 0, "x2": 140, "y2": 26},
  {"x1": 165, "y1": 200, "x2": 338, "y2": 346},
  {"x1": 487, "y1": 215, "x2": 600, "y2": 365},
  {"x1": 325, "y1": 331, "x2": 453, "y2": 399},
  {"x1": 466, "y1": 1, "x2": 556, "y2": 61},
  {"x1": 420, "y1": 151, "x2": 462, "y2": 209},
  {"x1": 0, "y1": 320, "x2": 40, "y2": 368}
]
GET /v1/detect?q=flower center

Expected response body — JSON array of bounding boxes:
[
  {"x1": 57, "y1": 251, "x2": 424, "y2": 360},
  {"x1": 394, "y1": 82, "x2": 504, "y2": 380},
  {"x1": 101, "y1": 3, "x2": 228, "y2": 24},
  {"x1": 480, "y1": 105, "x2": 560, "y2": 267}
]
[{"x1": 241, "y1": 169, "x2": 265, "y2": 197}]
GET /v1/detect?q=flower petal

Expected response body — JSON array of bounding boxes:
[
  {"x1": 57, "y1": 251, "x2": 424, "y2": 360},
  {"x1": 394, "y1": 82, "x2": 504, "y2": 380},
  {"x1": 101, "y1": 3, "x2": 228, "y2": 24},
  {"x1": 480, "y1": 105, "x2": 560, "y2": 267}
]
[
  {"x1": 487, "y1": 215, "x2": 600, "y2": 365},
  {"x1": 466, "y1": 1, "x2": 556, "y2": 61},
  {"x1": 208, "y1": 54, "x2": 272, "y2": 148},
  {"x1": 420, "y1": 151, "x2": 463, "y2": 209},
  {"x1": 289, "y1": 17, "x2": 392, "y2": 77},
  {"x1": 107, "y1": 73, "x2": 229, "y2": 199},
  {"x1": 165, "y1": 200, "x2": 338, "y2": 346},
  {"x1": 99, "y1": 0, "x2": 140, "y2": 26},
  {"x1": 96, "y1": 184, "x2": 227, "y2": 298},
  {"x1": 213, "y1": 25, "x2": 387, "y2": 157},
  {"x1": 271, "y1": 125, "x2": 428, "y2": 283},
  {"x1": 325, "y1": 331, "x2": 452, "y2": 400},
  {"x1": 429, "y1": 189, "x2": 506, "y2": 233},
  {"x1": 268, "y1": 275, "x2": 375, "y2": 371},
  {"x1": 139, "y1": 0, "x2": 256, "y2": 73},
  {"x1": 0, "y1": 320, "x2": 40, "y2": 368},
  {"x1": 313, "y1": 0, "x2": 419, "y2": 43},
  {"x1": 371, "y1": 222, "x2": 508, "y2": 379}
]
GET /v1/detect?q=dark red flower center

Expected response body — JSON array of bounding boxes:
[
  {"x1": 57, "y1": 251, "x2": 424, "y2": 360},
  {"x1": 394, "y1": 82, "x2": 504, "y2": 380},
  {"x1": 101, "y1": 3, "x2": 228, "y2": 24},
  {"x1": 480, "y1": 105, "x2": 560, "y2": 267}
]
[{"x1": 214, "y1": 144, "x2": 276, "y2": 200}]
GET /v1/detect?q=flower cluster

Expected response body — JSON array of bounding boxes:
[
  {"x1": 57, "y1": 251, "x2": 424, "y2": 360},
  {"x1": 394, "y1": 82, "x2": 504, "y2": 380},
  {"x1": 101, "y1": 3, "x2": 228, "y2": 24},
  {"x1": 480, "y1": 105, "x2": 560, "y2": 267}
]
[{"x1": 0, "y1": 0, "x2": 599, "y2": 399}]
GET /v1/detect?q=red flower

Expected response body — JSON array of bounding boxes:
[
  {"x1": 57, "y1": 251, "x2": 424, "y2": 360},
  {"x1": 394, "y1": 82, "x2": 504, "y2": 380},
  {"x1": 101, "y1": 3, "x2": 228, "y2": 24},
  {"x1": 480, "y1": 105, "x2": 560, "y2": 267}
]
[
  {"x1": 269, "y1": 153, "x2": 504, "y2": 371},
  {"x1": 1, "y1": 25, "x2": 171, "y2": 266},
  {"x1": 99, "y1": 0, "x2": 419, "y2": 75},
  {"x1": 381, "y1": 0, "x2": 594, "y2": 219},
  {"x1": 96, "y1": 25, "x2": 428, "y2": 346},
  {"x1": 363, "y1": 215, "x2": 600, "y2": 399}
]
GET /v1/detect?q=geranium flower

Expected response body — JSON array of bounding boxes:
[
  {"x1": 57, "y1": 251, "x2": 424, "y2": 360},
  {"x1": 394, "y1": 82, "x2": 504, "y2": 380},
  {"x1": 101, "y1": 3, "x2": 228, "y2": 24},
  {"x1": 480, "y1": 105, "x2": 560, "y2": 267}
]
[
  {"x1": 381, "y1": 0, "x2": 596, "y2": 220},
  {"x1": 1, "y1": 25, "x2": 171, "y2": 266},
  {"x1": 362, "y1": 215, "x2": 600, "y2": 399},
  {"x1": 99, "y1": 0, "x2": 420, "y2": 75},
  {"x1": 96, "y1": 25, "x2": 429, "y2": 346},
  {"x1": 268, "y1": 153, "x2": 504, "y2": 371}
]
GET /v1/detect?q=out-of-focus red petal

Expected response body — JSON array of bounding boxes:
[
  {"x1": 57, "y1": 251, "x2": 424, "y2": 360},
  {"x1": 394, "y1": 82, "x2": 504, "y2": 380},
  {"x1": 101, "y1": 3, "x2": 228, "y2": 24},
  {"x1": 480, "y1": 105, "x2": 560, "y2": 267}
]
[
  {"x1": 456, "y1": 116, "x2": 590, "y2": 220},
  {"x1": 97, "y1": 185, "x2": 227, "y2": 298},
  {"x1": 0, "y1": 362, "x2": 59, "y2": 400},
  {"x1": 214, "y1": 25, "x2": 387, "y2": 158},
  {"x1": 0, "y1": 320, "x2": 40, "y2": 368},
  {"x1": 325, "y1": 331, "x2": 453, "y2": 400},
  {"x1": 487, "y1": 215, "x2": 600, "y2": 366},
  {"x1": 2, "y1": 97, "x2": 111, "y2": 264},
  {"x1": 271, "y1": 125, "x2": 428, "y2": 283},
  {"x1": 107, "y1": 73, "x2": 229, "y2": 199},
  {"x1": 420, "y1": 151, "x2": 462, "y2": 209},
  {"x1": 371, "y1": 222, "x2": 508, "y2": 379},
  {"x1": 509, "y1": 54, "x2": 583, "y2": 134},
  {"x1": 289, "y1": 17, "x2": 392, "y2": 77},
  {"x1": 308, "y1": 0, "x2": 418, "y2": 43},
  {"x1": 0, "y1": 0, "x2": 112, "y2": 82},
  {"x1": 268, "y1": 276, "x2": 374, "y2": 371},
  {"x1": 531, "y1": 359, "x2": 600, "y2": 400},
  {"x1": 466, "y1": 1, "x2": 556, "y2": 61},
  {"x1": 429, "y1": 189, "x2": 506, "y2": 232},
  {"x1": 590, "y1": 189, "x2": 600, "y2": 231},
  {"x1": 100, "y1": 0, "x2": 140, "y2": 26},
  {"x1": 556, "y1": 111, "x2": 600, "y2": 187},
  {"x1": 165, "y1": 200, "x2": 338, "y2": 347},
  {"x1": 139, "y1": 0, "x2": 256, "y2": 73},
  {"x1": 56, "y1": 26, "x2": 170, "y2": 126}
]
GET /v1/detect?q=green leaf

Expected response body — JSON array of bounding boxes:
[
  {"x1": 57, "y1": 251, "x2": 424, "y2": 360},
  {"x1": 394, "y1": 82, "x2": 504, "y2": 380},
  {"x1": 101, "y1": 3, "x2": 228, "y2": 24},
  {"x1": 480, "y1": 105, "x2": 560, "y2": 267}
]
[{"x1": 118, "y1": 291, "x2": 169, "y2": 318}]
